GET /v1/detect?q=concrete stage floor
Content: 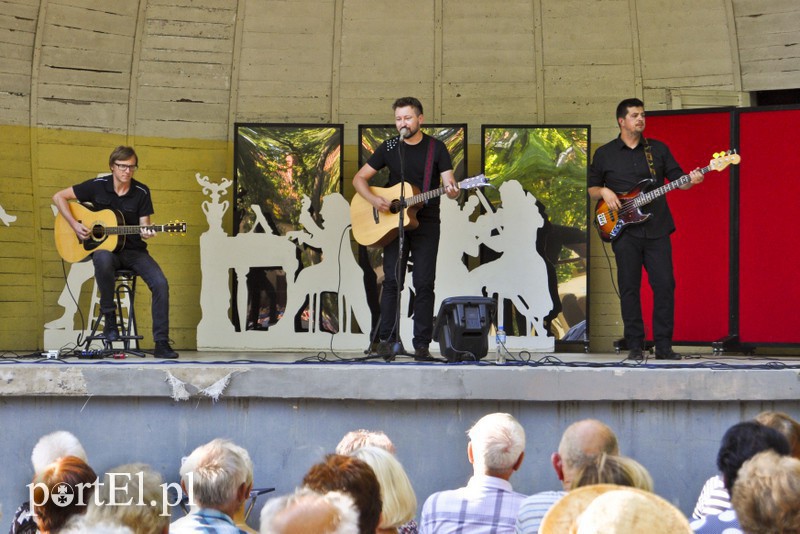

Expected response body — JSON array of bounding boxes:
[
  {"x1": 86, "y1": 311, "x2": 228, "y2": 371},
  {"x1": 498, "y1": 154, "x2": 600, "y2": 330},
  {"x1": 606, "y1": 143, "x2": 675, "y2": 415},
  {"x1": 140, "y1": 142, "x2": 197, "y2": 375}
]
[{"x1": 3, "y1": 346, "x2": 800, "y2": 402}]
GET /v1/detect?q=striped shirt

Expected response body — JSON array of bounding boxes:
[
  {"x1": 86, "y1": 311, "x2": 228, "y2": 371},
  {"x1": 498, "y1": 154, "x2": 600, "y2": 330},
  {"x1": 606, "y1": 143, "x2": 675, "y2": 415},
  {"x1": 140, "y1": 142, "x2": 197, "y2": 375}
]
[
  {"x1": 419, "y1": 475, "x2": 527, "y2": 534},
  {"x1": 514, "y1": 490, "x2": 566, "y2": 534},
  {"x1": 691, "y1": 475, "x2": 731, "y2": 519}
]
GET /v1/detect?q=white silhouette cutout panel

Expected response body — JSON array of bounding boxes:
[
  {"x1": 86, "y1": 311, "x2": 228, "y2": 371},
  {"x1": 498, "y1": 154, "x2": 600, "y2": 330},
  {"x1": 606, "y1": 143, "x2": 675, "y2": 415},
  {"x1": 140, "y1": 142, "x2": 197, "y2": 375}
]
[{"x1": 196, "y1": 175, "x2": 556, "y2": 352}]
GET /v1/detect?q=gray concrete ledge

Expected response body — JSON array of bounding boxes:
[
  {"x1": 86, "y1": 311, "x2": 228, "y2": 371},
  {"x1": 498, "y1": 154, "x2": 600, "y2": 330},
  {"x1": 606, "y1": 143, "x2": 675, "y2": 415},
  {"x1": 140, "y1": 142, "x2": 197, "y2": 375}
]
[{"x1": 2, "y1": 353, "x2": 799, "y2": 401}]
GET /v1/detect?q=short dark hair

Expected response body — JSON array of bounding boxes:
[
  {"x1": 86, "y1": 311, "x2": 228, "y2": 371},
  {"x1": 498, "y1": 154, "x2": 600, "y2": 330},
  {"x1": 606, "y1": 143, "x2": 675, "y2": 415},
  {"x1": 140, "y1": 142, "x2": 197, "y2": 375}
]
[
  {"x1": 109, "y1": 146, "x2": 138, "y2": 167},
  {"x1": 392, "y1": 97, "x2": 423, "y2": 115},
  {"x1": 716, "y1": 421, "x2": 791, "y2": 494},
  {"x1": 616, "y1": 98, "x2": 644, "y2": 121},
  {"x1": 303, "y1": 454, "x2": 381, "y2": 534}
]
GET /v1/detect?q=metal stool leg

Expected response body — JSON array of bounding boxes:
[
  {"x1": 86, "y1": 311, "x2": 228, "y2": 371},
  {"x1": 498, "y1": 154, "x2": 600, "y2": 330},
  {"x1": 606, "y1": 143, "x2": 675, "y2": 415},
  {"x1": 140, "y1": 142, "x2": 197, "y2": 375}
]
[{"x1": 115, "y1": 270, "x2": 145, "y2": 357}]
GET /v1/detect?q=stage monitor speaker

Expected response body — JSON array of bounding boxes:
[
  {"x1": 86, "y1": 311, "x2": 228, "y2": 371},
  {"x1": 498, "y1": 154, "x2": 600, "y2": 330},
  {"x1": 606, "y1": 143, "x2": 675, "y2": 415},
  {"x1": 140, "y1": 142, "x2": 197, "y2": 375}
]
[{"x1": 433, "y1": 296, "x2": 496, "y2": 362}]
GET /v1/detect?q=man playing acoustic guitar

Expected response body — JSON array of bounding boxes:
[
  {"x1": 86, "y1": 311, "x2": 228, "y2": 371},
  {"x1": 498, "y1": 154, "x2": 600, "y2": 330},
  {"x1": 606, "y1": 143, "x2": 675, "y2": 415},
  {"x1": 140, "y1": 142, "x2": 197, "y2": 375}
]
[
  {"x1": 352, "y1": 97, "x2": 459, "y2": 361},
  {"x1": 588, "y1": 98, "x2": 703, "y2": 361},
  {"x1": 52, "y1": 146, "x2": 178, "y2": 359}
]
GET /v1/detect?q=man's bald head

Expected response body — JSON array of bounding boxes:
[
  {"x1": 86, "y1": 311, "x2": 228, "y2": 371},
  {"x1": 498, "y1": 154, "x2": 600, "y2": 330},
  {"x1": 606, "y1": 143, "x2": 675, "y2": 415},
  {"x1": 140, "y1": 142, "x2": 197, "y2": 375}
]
[{"x1": 555, "y1": 419, "x2": 619, "y2": 489}]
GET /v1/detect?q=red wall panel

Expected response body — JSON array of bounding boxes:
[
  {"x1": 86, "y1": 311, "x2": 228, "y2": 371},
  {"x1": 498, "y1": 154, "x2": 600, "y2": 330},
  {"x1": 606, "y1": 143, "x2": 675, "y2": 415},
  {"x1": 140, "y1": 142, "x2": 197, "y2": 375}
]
[
  {"x1": 737, "y1": 109, "x2": 800, "y2": 343},
  {"x1": 633, "y1": 111, "x2": 732, "y2": 343}
]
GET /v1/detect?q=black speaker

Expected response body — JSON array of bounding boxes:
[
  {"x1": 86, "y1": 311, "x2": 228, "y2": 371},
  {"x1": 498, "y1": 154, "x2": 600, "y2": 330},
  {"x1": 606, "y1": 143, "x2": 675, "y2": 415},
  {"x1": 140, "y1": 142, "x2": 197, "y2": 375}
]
[{"x1": 433, "y1": 296, "x2": 496, "y2": 362}]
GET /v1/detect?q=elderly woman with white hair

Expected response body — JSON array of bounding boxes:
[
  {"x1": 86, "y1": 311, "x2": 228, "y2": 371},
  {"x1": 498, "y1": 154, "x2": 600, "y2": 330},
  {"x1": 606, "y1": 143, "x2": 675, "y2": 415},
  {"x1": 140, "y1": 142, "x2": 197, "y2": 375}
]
[{"x1": 10, "y1": 431, "x2": 88, "y2": 534}]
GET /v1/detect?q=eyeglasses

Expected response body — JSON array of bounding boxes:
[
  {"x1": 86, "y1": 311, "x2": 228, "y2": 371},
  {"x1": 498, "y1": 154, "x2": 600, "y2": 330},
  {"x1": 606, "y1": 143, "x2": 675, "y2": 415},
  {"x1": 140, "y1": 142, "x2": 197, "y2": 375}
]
[{"x1": 114, "y1": 163, "x2": 138, "y2": 171}]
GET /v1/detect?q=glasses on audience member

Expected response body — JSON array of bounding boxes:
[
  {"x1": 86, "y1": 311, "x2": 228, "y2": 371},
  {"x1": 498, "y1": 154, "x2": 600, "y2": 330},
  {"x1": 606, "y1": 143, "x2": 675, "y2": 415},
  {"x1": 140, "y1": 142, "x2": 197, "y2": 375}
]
[{"x1": 114, "y1": 163, "x2": 138, "y2": 171}]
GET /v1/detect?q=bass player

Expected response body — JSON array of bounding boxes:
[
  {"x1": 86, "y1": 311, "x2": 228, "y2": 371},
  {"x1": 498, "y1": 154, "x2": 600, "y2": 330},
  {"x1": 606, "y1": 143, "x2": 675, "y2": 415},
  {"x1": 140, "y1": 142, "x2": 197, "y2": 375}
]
[{"x1": 588, "y1": 98, "x2": 703, "y2": 361}]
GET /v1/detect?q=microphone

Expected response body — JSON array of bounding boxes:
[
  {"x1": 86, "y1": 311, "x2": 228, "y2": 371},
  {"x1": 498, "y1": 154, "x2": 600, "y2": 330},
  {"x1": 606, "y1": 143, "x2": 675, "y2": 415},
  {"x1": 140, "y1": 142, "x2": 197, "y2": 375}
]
[{"x1": 399, "y1": 127, "x2": 409, "y2": 140}]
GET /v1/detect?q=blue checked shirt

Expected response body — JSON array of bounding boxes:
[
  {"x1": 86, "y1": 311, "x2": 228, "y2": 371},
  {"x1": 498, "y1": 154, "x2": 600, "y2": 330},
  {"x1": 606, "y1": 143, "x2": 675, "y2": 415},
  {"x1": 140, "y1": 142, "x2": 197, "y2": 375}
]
[
  {"x1": 420, "y1": 475, "x2": 527, "y2": 534},
  {"x1": 170, "y1": 508, "x2": 247, "y2": 534}
]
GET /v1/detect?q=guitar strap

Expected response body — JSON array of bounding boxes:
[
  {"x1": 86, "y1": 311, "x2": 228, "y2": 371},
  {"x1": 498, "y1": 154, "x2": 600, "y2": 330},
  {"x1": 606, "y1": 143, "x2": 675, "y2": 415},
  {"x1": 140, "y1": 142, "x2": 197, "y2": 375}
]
[
  {"x1": 422, "y1": 136, "x2": 436, "y2": 195},
  {"x1": 642, "y1": 137, "x2": 659, "y2": 187}
]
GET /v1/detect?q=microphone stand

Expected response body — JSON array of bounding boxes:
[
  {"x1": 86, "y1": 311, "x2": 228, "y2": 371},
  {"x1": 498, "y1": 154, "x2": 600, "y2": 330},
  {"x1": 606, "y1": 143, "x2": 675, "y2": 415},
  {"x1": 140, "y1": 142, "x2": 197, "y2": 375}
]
[{"x1": 390, "y1": 131, "x2": 409, "y2": 359}]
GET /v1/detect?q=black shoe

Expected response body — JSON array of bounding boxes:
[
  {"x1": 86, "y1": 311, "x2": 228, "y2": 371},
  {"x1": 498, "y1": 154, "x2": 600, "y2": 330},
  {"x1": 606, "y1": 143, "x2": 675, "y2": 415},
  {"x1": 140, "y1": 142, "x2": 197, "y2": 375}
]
[
  {"x1": 102, "y1": 313, "x2": 120, "y2": 342},
  {"x1": 373, "y1": 340, "x2": 395, "y2": 361},
  {"x1": 154, "y1": 341, "x2": 179, "y2": 359},
  {"x1": 414, "y1": 346, "x2": 435, "y2": 361},
  {"x1": 655, "y1": 350, "x2": 681, "y2": 360},
  {"x1": 626, "y1": 348, "x2": 644, "y2": 361}
]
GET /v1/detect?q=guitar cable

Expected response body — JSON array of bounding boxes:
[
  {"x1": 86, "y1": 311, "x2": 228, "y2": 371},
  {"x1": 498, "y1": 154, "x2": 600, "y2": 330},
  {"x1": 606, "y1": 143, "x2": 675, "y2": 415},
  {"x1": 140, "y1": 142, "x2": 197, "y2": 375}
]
[{"x1": 600, "y1": 240, "x2": 621, "y2": 300}]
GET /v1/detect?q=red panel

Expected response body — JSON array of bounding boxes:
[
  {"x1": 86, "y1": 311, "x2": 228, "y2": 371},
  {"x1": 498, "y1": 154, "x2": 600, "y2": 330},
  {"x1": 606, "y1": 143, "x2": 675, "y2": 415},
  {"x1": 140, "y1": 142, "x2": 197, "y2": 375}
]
[
  {"x1": 634, "y1": 111, "x2": 732, "y2": 343},
  {"x1": 738, "y1": 109, "x2": 800, "y2": 343}
]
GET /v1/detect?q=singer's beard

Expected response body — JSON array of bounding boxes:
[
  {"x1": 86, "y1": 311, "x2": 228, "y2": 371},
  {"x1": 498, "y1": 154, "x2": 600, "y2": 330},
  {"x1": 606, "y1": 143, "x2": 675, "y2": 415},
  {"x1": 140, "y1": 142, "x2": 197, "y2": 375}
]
[{"x1": 403, "y1": 126, "x2": 420, "y2": 138}]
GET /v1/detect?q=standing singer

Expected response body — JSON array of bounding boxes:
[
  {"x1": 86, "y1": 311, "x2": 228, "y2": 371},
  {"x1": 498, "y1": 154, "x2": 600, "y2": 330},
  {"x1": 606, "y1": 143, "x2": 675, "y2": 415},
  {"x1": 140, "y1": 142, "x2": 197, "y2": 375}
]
[{"x1": 352, "y1": 97, "x2": 459, "y2": 360}]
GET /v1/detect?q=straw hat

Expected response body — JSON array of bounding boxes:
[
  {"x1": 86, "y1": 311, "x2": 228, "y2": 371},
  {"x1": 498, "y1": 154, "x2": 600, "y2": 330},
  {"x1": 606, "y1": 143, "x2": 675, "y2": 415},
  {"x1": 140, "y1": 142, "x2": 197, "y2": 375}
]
[{"x1": 539, "y1": 484, "x2": 691, "y2": 534}]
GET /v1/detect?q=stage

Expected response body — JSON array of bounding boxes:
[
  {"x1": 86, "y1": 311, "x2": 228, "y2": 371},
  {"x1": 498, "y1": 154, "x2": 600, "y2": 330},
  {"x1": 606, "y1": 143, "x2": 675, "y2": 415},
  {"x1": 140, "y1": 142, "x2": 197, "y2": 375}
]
[{"x1": 2, "y1": 347, "x2": 800, "y2": 524}]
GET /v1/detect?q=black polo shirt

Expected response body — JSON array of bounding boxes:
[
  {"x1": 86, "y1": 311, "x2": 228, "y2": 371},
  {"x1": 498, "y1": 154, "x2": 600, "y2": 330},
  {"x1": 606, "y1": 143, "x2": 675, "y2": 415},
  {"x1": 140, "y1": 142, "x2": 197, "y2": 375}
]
[
  {"x1": 72, "y1": 175, "x2": 154, "y2": 250},
  {"x1": 588, "y1": 136, "x2": 685, "y2": 239}
]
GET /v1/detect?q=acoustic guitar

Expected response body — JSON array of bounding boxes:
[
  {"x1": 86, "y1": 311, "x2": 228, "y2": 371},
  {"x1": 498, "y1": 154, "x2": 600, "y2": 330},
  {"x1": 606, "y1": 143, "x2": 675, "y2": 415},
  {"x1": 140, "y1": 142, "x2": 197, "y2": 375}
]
[
  {"x1": 350, "y1": 175, "x2": 489, "y2": 247},
  {"x1": 54, "y1": 202, "x2": 187, "y2": 262},
  {"x1": 594, "y1": 150, "x2": 740, "y2": 242}
]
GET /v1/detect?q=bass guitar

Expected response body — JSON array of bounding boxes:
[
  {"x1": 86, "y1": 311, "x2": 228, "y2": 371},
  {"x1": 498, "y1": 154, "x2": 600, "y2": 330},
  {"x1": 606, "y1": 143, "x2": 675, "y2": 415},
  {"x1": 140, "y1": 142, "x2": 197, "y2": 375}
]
[
  {"x1": 350, "y1": 175, "x2": 489, "y2": 247},
  {"x1": 594, "y1": 150, "x2": 740, "y2": 242},
  {"x1": 55, "y1": 202, "x2": 187, "y2": 262}
]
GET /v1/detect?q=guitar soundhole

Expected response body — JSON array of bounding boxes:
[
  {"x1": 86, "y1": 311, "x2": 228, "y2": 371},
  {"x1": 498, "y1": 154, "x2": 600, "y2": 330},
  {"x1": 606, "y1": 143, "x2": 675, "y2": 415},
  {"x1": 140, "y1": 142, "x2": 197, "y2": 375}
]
[
  {"x1": 389, "y1": 200, "x2": 401, "y2": 214},
  {"x1": 90, "y1": 224, "x2": 105, "y2": 241}
]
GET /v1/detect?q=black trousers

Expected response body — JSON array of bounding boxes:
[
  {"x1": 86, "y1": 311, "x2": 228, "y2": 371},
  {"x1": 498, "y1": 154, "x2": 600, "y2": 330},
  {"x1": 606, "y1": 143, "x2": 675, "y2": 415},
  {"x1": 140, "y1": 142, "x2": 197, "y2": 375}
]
[
  {"x1": 93, "y1": 249, "x2": 170, "y2": 343},
  {"x1": 611, "y1": 233, "x2": 675, "y2": 353},
  {"x1": 379, "y1": 216, "x2": 440, "y2": 349}
]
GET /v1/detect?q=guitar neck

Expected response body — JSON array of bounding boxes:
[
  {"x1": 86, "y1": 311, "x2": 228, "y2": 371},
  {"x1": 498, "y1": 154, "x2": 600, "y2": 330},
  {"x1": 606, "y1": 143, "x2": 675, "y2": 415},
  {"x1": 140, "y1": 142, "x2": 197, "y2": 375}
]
[
  {"x1": 632, "y1": 163, "x2": 713, "y2": 207},
  {"x1": 104, "y1": 224, "x2": 169, "y2": 235},
  {"x1": 406, "y1": 185, "x2": 449, "y2": 207}
]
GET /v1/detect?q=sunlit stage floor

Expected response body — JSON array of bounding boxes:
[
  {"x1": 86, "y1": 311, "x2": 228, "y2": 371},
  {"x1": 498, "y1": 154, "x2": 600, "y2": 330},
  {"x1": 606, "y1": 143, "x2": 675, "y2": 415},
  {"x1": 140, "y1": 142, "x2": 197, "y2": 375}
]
[{"x1": 3, "y1": 347, "x2": 800, "y2": 402}]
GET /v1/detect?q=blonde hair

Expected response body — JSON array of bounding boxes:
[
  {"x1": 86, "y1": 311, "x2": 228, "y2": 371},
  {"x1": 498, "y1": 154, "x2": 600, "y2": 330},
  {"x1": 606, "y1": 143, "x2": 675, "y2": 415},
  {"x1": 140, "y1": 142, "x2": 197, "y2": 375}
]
[
  {"x1": 31, "y1": 431, "x2": 87, "y2": 474},
  {"x1": 350, "y1": 446, "x2": 416, "y2": 529},
  {"x1": 573, "y1": 453, "x2": 653, "y2": 492},
  {"x1": 732, "y1": 450, "x2": 800, "y2": 534},
  {"x1": 84, "y1": 464, "x2": 169, "y2": 534},
  {"x1": 755, "y1": 411, "x2": 800, "y2": 459}
]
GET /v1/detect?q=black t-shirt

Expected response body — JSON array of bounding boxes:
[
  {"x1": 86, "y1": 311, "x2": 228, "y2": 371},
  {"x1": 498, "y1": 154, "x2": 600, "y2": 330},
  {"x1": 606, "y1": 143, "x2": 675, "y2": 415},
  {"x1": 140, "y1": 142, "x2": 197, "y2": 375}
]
[
  {"x1": 72, "y1": 175, "x2": 154, "y2": 250},
  {"x1": 588, "y1": 136, "x2": 685, "y2": 239},
  {"x1": 367, "y1": 133, "x2": 453, "y2": 213}
]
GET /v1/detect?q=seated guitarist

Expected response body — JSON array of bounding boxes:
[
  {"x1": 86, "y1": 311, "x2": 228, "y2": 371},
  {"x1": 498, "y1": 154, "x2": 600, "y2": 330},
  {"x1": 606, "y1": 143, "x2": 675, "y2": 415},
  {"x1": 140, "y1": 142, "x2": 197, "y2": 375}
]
[
  {"x1": 352, "y1": 97, "x2": 459, "y2": 360},
  {"x1": 52, "y1": 146, "x2": 178, "y2": 359},
  {"x1": 588, "y1": 98, "x2": 703, "y2": 361}
]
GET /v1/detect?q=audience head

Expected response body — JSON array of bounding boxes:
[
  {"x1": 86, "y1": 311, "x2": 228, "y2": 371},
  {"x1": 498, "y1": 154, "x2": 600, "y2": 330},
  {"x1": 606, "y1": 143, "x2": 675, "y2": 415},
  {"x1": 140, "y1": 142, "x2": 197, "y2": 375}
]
[
  {"x1": 716, "y1": 421, "x2": 790, "y2": 494},
  {"x1": 572, "y1": 453, "x2": 653, "y2": 492},
  {"x1": 336, "y1": 429, "x2": 396, "y2": 455},
  {"x1": 554, "y1": 419, "x2": 619, "y2": 490},
  {"x1": 260, "y1": 488, "x2": 359, "y2": 534},
  {"x1": 31, "y1": 431, "x2": 87, "y2": 474},
  {"x1": 570, "y1": 487, "x2": 691, "y2": 534},
  {"x1": 350, "y1": 446, "x2": 416, "y2": 531},
  {"x1": 84, "y1": 463, "x2": 169, "y2": 534},
  {"x1": 467, "y1": 412, "x2": 526, "y2": 478},
  {"x1": 32, "y1": 455, "x2": 97, "y2": 533},
  {"x1": 179, "y1": 439, "x2": 253, "y2": 518},
  {"x1": 302, "y1": 454, "x2": 381, "y2": 534},
  {"x1": 755, "y1": 410, "x2": 800, "y2": 459},
  {"x1": 732, "y1": 450, "x2": 800, "y2": 534}
]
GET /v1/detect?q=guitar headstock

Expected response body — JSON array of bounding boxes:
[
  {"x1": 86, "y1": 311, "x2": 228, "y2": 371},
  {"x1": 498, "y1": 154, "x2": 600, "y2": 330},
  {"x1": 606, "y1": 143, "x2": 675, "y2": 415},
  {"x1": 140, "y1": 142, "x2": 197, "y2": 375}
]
[
  {"x1": 164, "y1": 221, "x2": 187, "y2": 235},
  {"x1": 709, "y1": 150, "x2": 741, "y2": 171},
  {"x1": 459, "y1": 174, "x2": 490, "y2": 190}
]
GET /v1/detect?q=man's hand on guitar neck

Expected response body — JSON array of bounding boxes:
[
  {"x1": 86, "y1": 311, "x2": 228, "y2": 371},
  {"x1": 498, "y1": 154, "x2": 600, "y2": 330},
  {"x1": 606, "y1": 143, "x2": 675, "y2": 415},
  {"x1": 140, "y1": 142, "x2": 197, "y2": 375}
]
[
  {"x1": 679, "y1": 169, "x2": 704, "y2": 190},
  {"x1": 140, "y1": 216, "x2": 156, "y2": 239}
]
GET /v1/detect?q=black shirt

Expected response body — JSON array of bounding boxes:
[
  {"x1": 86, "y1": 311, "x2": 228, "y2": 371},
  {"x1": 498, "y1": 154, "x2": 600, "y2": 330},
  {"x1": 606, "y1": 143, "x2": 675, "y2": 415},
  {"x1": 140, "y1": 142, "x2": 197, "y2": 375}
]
[
  {"x1": 72, "y1": 175, "x2": 154, "y2": 250},
  {"x1": 367, "y1": 133, "x2": 453, "y2": 212},
  {"x1": 588, "y1": 135, "x2": 685, "y2": 239}
]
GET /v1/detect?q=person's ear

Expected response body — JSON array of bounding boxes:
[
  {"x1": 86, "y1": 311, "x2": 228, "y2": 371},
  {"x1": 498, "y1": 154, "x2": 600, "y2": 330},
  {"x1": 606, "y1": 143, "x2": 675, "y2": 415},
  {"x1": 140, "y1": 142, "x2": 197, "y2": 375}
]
[
  {"x1": 552, "y1": 452, "x2": 565, "y2": 481},
  {"x1": 512, "y1": 451, "x2": 525, "y2": 471},
  {"x1": 467, "y1": 442, "x2": 475, "y2": 464}
]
